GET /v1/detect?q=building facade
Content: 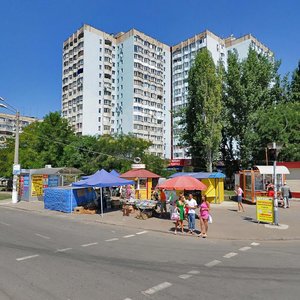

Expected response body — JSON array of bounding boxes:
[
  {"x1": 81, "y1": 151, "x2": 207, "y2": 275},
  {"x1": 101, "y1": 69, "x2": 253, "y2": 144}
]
[
  {"x1": 0, "y1": 113, "x2": 38, "y2": 147},
  {"x1": 61, "y1": 25, "x2": 272, "y2": 160},
  {"x1": 171, "y1": 31, "x2": 273, "y2": 159},
  {"x1": 61, "y1": 25, "x2": 171, "y2": 158},
  {"x1": 171, "y1": 30, "x2": 227, "y2": 159}
]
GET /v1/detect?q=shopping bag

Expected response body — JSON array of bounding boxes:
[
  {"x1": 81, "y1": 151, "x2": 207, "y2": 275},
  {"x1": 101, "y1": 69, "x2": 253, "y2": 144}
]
[
  {"x1": 208, "y1": 214, "x2": 213, "y2": 224},
  {"x1": 171, "y1": 212, "x2": 180, "y2": 221}
]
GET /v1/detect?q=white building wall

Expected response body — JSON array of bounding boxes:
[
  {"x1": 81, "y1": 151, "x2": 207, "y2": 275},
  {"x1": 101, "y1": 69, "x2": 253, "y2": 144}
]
[
  {"x1": 81, "y1": 30, "x2": 102, "y2": 135},
  {"x1": 226, "y1": 39, "x2": 251, "y2": 61},
  {"x1": 206, "y1": 35, "x2": 227, "y2": 67},
  {"x1": 116, "y1": 36, "x2": 134, "y2": 133},
  {"x1": 163, "y1": 49, "x2": 171, "y2": 158}
]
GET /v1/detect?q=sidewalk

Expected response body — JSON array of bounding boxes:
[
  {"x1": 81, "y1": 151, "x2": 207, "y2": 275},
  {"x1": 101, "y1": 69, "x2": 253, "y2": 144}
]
[{"x1": 1, "y1": 199, "x2": 300, "y2": 241}]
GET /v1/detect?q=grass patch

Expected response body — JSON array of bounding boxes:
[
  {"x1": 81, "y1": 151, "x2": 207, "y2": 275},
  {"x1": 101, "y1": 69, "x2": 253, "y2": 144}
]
[
  {"x1": 224, "y1": 189, "x2": 236, "y2": 201},
  {"x1": 0, "y1": 193, "x2": 11, "y2": 201}
]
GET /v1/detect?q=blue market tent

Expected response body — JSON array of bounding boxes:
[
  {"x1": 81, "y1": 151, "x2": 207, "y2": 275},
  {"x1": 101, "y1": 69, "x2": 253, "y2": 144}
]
[
  {"x1": 110, "y1": 169, "x2": 120, "y2": 177},
  {"x1": 81, "y1": 169, "x2": 120, "y2": 180},
  {"x1": 72, "y1": 169, "x2": 134, "y2": 216}
]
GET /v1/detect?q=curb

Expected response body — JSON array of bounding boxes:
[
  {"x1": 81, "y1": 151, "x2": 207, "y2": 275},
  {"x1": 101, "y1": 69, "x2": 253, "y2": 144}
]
[{"x1": 1, "y1": 203, "x2": 300, "y2": 242}]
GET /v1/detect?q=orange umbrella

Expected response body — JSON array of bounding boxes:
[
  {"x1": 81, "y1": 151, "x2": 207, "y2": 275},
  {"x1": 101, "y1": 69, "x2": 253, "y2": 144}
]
[{"x1": 157, "y1": 176, "x2": 207, "y2": 191}]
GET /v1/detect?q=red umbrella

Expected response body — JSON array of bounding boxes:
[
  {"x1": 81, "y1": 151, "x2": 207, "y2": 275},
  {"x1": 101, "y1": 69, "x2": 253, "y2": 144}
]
[{"x1": 157, "y1": 176, "x2": 207, "y2": 191}]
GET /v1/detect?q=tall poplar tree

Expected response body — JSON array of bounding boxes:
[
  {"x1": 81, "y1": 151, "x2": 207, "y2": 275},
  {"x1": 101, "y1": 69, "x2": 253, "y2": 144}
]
[
  {"x1": 182, "y1": 48, "x2": 223, "y2": 172},
  {"x1": 222, "y1": 48, "x2": 278, "y2": 168},
  {"x1": 290, "y1": 60, "x2": 300, "y2": 102}
]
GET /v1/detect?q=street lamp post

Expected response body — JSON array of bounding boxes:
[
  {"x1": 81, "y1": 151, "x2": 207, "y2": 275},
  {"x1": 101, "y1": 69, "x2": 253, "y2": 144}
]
[
  {"x1": 267, "y1": 142, "x2": 283, "y2": 226},
  {"x1": 0, "y1": 97, "x2": 20, "y2": 204}
]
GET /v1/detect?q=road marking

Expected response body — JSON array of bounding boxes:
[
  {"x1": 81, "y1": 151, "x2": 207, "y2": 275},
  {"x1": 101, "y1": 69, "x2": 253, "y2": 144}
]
[
  {"x1": 16, "y1": 254, "x2": 39, "y2": 261},
  {"x1": 223, "y1": 252, "x2": 238, "y2": 258},
  {"x1": 179, "y1": 274, "x2": 192, "y2": 279},
  {"x1": 81, "y1": 242, "x2": 98, "y2": 247},
  {"x1": 55, "y1": 248, "x2": 72, "y2": 253},
  {"x1": 239, "y1": 246, "x2": 251, "y2": 251},
  {"x1": 251, "y1": 242, "x2": 260, "y2": 246},
  {"x1": 105, "y1": 238, "x2": 119, "y2": 242},
  {"x1": 0, "y1": 221, "x2": 11, "y2": 226},
  {"x1": 205, "y1": 260, "x2": 221, "y2": 267},
  {"x1": 136, "y1": 231, "x2": 148, "y2": 235},
  {"x1": 188, "y1": 270, "x2": 200, "y2": 275},
  {"x1": 142, "y1": 282, "x2": 172, "y2": 295},
  {"x1": 123, "y1": 234, "x2": 135, "y2": 238},
  {"x1": 35, "y1": 233, "x2": 50, "y2": 239},
  {"x1": 124, "y1": 298, "x2": 132, "y2": 300}
]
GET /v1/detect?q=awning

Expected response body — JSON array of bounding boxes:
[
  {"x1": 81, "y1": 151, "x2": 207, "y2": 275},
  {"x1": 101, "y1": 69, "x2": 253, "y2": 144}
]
[{"x1": 256, "y1": 165, "x2": 290, "y2": 175}]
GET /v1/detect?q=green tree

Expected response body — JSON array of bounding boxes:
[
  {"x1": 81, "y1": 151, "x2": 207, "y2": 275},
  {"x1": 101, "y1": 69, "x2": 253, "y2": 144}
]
[
  {"x1": 0, "y1": 112, "x2": 75, "y2": 177},
  {"x1": 182, "y1": 48, "x2": 223, "y2": 172},
  {"x1": 222, "y1": 48, "x2": 279, "y2": 168},
  {"x1": 290, "y1": 60, "x2": 300, "y2": 102},
  {"x1": 250, "y1": 102, "x2": 300, "y2": 162}
]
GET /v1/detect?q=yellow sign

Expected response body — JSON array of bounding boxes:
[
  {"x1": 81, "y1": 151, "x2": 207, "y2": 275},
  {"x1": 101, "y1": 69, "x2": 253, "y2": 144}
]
[
  {"x1": 31, "y1": 175, "x2": 43, "y2": 197},
  {"x1": 256, "y1": 196, "x2": 274, "y2": 223}
]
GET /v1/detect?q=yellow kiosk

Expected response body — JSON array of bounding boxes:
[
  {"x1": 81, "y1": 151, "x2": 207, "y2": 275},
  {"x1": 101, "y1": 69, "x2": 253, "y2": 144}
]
[
  {"x1": 169, "y1": 172, "x2": 225, "y2": 203},
  {"x1": 120, "y1": 167, "x2": 160, "y2": 200}
]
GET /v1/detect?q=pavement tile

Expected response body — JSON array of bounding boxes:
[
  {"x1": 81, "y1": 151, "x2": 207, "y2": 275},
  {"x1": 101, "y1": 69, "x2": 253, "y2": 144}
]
[{"x1": 1, "y1": 199, "x2": 300, "y2": 241}]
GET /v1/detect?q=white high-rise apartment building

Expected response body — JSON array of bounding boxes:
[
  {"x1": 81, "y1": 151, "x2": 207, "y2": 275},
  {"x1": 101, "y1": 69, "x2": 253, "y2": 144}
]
[
  {"x1": 171, "y1": 31, "x2": 273, "y2": 159},
  {"x1": 225, "y1": 33, "x2": 273, "y2": 61},
  {"x1": 171, "y1": 30, "x2": 226, "y2": 159},
  {"x1": 61, "y1": 25, "x2": 272, "y2": 160},
  {"x1": 0, "y1": 113, "x2": 38, "y2": 147},
  {"x1": 61, "y1": 25, "x2": 171, "y2": 158}
]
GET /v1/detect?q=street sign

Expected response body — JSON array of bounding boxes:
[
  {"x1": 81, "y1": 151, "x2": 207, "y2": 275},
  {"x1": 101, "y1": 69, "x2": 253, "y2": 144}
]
[
  {"x1": 13, "y1": 164, "x2": 21, "y2": 175},
  {"x1": 256, "y1": 196, "x2": 274, "y2": 224}
]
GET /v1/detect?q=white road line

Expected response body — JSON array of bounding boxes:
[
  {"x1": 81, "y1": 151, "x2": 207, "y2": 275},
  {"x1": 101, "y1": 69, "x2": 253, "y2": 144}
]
[
  {"x1": 205, "y1": 260, "x2": 221, "y2": 268},
  {"x1": 16, "y1": 254, "x2": 39, "y2": 261},
  {"x1": 136, "y1": 231, "x2": 148, "y2": 235},
  {"x1": 124, "y1": 298, "x2": 133, "y2": 300},
  {"x1": 81, "y1": 242, "x2": 98, "y2": 247},
  {"x1": 223, "y1": 252, "x2": 238, "y2": 258},
  {"x1": 142, "y1": 282, "x2": 172, "y2": 295},
  {"x1": 179, "y1": 274, "x2": 192, "y2": 279},
  {"x1": 35, "y1": 233, "x2": 50, "y2": 239},
  {"x1": 239, "y1": 246, "x2": 252, "y2": 251},
  {"x1": 123, "y1": 234, "x2": 135, "y2": 238},
  {"x1": 251, "y1": 242, "x2": 260, "y2": 246},
  {"x1": 55, "y1": 248, "x2": 72, "y2": 253},
  {"x1": 0, "y1": 221, "x2": 11, "y2": 226},
  {"x1": 188, "y1": 270, "x2": 200, "y2": 275},
  {"x1": 105, "y1": 238, "x2": 119, "y2": 242}
]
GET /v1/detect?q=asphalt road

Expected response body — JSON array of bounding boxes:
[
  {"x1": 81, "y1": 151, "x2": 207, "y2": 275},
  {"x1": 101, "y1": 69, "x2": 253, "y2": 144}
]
[{"x1": 1, "y1": 207, "x2": 300, "y2": 300}]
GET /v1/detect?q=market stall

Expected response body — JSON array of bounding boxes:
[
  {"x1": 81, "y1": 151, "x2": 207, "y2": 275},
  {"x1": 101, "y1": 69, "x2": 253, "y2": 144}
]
[
  {"x1": 134, "y1": 200, "x2": 158, "y2": 219},
  {"x1": 72, "y1": 169, "x2": 134, "y2": 216},
  {"x1": 19, "y1": 166, "x2": 82, "y2": 202},
  {"x1": 170, "y1": 172, "x2": 225, "y2": 203},
  {"x1": 120, "y1": 169, "x2": 160, "y2": 200},
  {"x1": 235, "y1": 165, "x2": 290, "y2": 203}
]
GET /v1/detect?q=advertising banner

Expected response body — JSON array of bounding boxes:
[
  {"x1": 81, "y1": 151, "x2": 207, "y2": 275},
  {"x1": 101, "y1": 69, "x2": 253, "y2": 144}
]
[
  {"x1": 31, "y1": 175, "x2": 43, "y2": 197},
  {"x1": 256, "y1": 196, "x2": 274, "y2": 224}
]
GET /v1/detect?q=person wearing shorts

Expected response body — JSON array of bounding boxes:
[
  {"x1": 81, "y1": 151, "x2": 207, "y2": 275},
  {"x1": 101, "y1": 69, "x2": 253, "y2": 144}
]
[
  {"x1": 235, "y1": 185, "x2": 245, "y2": 212},
  {"x1": 199, "y1": 195, "x2": 210, "y2": 238}
]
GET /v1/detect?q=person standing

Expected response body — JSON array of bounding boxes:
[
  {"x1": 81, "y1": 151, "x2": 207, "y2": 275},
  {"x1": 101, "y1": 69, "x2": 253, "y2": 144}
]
[
  {"x1": 199, "y1": 195, "x2": 210, "y2": 238},
  {"x1": 235, "y1": 185, "x2": 245, "y2": 212},
  {"x1": 174, "y1": 195, "x2": 185, "y2": 234},
  {"x1": 186, "y1": 193, "x2": 198, "y2": 234},
  {"x1": 281, "y1": 181, "x2": 291, "y2": 208},
  {"x1": 159, "y1": 188, "x2": 167, "y2": 216}
]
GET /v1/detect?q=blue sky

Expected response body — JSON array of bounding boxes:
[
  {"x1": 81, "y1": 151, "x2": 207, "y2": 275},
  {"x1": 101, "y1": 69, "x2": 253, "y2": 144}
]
[{"x1": 0, "y1": 0, "x2": 299, "y2": 118}]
